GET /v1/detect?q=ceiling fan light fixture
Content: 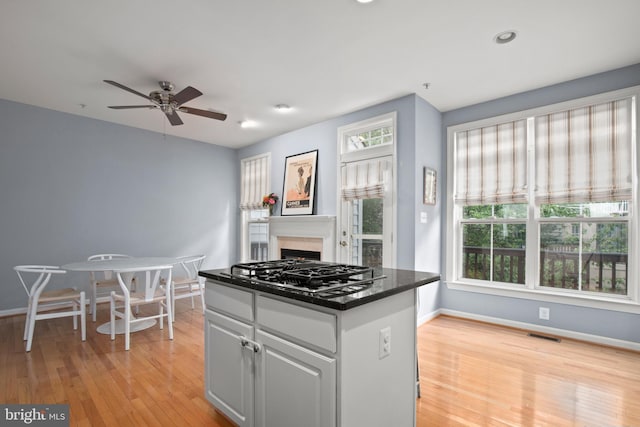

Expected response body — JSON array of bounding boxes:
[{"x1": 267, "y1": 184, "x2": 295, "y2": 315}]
[
  {"x1": 494, "y1": 30, "x2": 517, "y2": 44},
  {"x1": 103, "y1": 80, "x2": 227, "y2": 125}
]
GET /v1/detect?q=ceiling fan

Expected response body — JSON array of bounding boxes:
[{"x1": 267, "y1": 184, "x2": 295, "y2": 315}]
[{"x1": 104, "y1": 80, "x2": 227, "y2": 126}]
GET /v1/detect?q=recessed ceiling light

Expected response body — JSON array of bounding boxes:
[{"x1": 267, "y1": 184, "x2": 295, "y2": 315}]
[
  {"x1": 238, "y1": 120, "x2": 257, "y2": 129},
  {"x1": 356, "y1": 0, "x2": 374, "y2": 3},
  {"x1": 275, "y1": 104, "x2": 292, "y2": 112},
  {"x1": 494, "y1": 30, "x2": 517, "y2": 44}
]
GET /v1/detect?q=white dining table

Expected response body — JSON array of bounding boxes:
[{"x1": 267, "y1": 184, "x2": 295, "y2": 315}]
[{"x1": 62, "y1": 257, "x2": 178, "y2": 335}]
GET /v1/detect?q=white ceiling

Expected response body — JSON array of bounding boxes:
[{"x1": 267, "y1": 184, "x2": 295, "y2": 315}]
[{"x1": 2, "y1": 0, "x2": 639, "y2": 149}]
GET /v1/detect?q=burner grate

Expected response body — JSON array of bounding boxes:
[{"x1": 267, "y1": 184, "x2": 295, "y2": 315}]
[
  {"x1": 280, "y1": 265, "x2": 374, "y2": 288},
  {"x1": 228, "y1": 260, "x2": 382, "y2": 296}
]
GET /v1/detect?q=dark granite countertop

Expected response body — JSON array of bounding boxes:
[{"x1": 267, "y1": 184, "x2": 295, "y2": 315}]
[{"x1": 199, "y1": 267, "x2": 440, "y2": 311}]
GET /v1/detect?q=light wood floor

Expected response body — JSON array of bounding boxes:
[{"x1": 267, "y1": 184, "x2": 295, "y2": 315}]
[
  {"x1": 416, "y1": 316, "x2": 640, "y2": 427},
  {"x1": 1, "y1": 304, "x2": 639, "y2": 426}
]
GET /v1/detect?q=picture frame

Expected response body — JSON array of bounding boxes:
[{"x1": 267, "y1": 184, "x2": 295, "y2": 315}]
[
  {"x1": 423, "y1": 167, "x2": 437, "y2": 205},
  {"x1": 281, "y1": 150, "x2": 318, "y2": 216}
]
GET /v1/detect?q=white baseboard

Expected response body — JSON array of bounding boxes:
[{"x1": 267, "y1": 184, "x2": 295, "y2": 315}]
[
  {"x1": 439, "y1": 309, "x2": 640, "y2": 352},
  {"x1": 4, "y1": 299, "x2": 639, "y2": 352},
  {"x1": 0, "y1": 307, "x2": 28, "y2": 317},
  {"x1": 417, "y1": 308, "x2": 441, "y2": 326},
  {"x1": 0, "y1": 297, "x2": 104, "y2": 319}
]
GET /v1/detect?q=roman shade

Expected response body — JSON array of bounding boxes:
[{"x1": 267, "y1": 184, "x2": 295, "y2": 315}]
[
  {"x1": 454, "y1": 119, "x2": 528, "y2": 205},
  {"x1": 341, "y1": 157, "x2": 391, "y2": 201},
  {"x1": 534, "y1": 97, "x2": 633, "y2": 204},
  {"x1": 240, "y1": 154, "x2": 269, "y2": 210}
]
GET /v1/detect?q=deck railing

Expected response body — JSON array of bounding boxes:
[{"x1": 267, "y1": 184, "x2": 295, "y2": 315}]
[{"x1": 462, "y1": 247, "x2": 628, "y2": 294}]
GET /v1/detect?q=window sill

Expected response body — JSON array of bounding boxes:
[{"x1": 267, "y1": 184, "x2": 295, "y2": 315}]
[{"x1": 446, "y1": 280, "x2": 640, "y2": 314}]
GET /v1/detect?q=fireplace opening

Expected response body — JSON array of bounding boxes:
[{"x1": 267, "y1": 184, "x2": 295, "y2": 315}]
[{"x1": 281, "y1": 248, "x2": 321, "y2": 261}]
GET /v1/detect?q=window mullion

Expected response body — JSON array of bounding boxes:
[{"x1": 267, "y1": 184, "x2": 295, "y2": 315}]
[
  {"x1": 578, "y1": 222, "x2": 584, "y2": 291},
  {"x1": 448, "y1": 86, "x2": 638, "y2": 306},
  {"x1": 489, "y1": 223, "x2": 494, "y2": 282},
  {"x1": 526, "y1": 117, "x2": 539, "y2": 290}
]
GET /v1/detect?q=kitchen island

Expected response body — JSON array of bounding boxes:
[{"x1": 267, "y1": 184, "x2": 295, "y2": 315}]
[{"x1": 199, "y1": 262, "x2": 440, "y2": 427}]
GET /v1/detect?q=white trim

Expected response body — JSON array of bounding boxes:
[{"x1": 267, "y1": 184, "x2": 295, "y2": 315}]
[
  {"x1": 417, "y1": 308, "x2": 441, "y2": 326},
  {"x1": 240, "y1": 152, "x2": 271, "y2": 262},
  {"x1": 445, "y1": 126, "x2": 459, "y2": 289},
  {"x1": 439, "y1": 309, "x2": 640, "y2": 352},
  {"x1": 0, "y1": 298, "x2": 96, "y2": 318},
  {"x1": 240, "y1": 151, "x2": 272, "y2": 163},
  {"x1": 0, "y1": 307, "x2": 27, "y2": 317},
  {"x1": 341, "y1": 143, "x2": 393, "y2": 163},
  {"x1": 446, "y1": 86, "x2": 640, "y2": 307},
  {"x1": 239, "y1": 152, "x2": 271, "y2": 210},
  {"x1": 446, "y1": 280, "x2": 640, "y2": 314},
  {"x1": 336, "y1": 111, "x2": 398, "y2": 268},
  {"x1": 447, "y1": 85, "x2": 640, "y2": 135},
  {"x1": 268, "y1": 215, "x2": 336, "y2": 262}
]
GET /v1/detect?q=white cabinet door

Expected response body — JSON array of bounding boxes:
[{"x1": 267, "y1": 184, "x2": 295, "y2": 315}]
[
  {"x1": 254, "y1": 329, "x2": 336, "y2": 427},
  {"x1": 205, "y1": 309, "x2": 254, "y2": 427}
]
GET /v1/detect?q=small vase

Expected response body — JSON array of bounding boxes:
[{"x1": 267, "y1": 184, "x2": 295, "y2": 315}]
[{"x1": 269, "y1": 205, "x2": 275, "y2": 216}]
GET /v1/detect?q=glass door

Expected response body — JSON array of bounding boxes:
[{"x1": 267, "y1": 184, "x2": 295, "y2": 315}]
[
  {"x1": 339, "y1": 179, "x2": 393, "y2": 268},
  {"x1": 336, "y1": 113, "x2": 396, "y2": 268}
]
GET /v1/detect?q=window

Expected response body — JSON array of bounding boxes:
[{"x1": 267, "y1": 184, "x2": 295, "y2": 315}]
[
  {"x1": 342, "y1": 160, "x2": 391, "y2": 267},
  {"x1": 240, "y1": 153, "x2": 270, "y2": 262},
  {"x1": 247, "y1": 210, "x2": 269, "y2": 261},
  {"x1": 345, "y1": 124, "x2": 393, "y2": 152},
  {"x1": 447, "y1": 87, "x2": 638, "y2": 308},
  {"x1": 338, "y1": 112, "x2": 396, "y2": 268}
]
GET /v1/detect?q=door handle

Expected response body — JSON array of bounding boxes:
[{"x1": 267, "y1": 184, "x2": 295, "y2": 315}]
[
  {"x1": 240, "y1": 337, "x2": 262, "y2": 353},
  {"x1": 339, "y1": 240, "x2": 348, "y2": 247}
]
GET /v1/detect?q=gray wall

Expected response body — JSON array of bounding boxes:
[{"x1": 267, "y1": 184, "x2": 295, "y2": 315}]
[
  {"x1": 6, "y1": 61, "x2": 637, "y2": 344},
  {"x1": 0, "y1": 99, "x2": 237, "y2": 312},
  {"x1": 414, "y1": 96, "x2": 442, "y2": 321},
  {"x1": 440, "y1": 63, "x2": 640, "y2": 343},
  {"x1": 237, "y1": 94, "x2": 445, "y2": 320},
  {"x1": 237, "y1": 94, "x2": 425, "y2": 270}
]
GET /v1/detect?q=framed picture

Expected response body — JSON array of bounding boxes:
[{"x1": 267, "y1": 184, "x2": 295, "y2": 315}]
[
  {"x1": 423, "y1": 167, "x2": 437, "y2": 205},
  {"x1": 282, "y1": 150, "x2": 318, "y2": 216}
]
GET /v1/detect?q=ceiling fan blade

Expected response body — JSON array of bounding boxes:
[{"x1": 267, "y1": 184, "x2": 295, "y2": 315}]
[
  {"x1": 108, "y1": 105, "x2": 157, "y2": 109},
  {"x1": 180, "y1": 106, "x2": 227, "y2": 121},
  {"x1": 165, "y1": 110, "x2": 184, "y2": 126},
  {"x1": 172, "y1": 86, "x2": 202, "y2": 106},
  {"x1": 104, "y1": 80, "x2": 154, "y2": 102}
]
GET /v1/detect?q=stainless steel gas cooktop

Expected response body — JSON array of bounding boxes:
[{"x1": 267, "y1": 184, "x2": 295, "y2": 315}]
[{"x1": 228, "y1": 259, "x2": 384, "y2": 297}]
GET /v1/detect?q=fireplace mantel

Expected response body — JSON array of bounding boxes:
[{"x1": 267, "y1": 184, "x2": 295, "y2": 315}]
[{"x1": 268, "y1": 215, "x2": 336, "y2": 262}]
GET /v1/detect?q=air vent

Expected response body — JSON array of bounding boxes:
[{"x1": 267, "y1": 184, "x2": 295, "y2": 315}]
[{"x1": 528, "y1": 333, "x2": 561, "y2": 342}]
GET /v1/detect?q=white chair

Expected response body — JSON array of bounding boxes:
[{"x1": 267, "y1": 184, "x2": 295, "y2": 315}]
[
  {"x1": 110, "y1": 265, "x2": 173, "y2": 350},
  {"x1": 14, "y1": 265, "x2": 86, "y2": 352},
  {"x1": 88, "y1": 254, "x2": 132, "y2": 322},
  {"x1": 171, "y1": 254, "x2": 206, "y2": 319}
]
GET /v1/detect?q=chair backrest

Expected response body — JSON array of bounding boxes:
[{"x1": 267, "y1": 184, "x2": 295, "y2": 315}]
[
  {"x1": 14, "y1": 265, "x2": 66, "y2": 299},
  {"x1": 176, "y1": 254, "x2": 206, "y2": 280},
  {"x1": 116, "y1": 265, "x2": 173, "y2": 302},
  {"x1": 88, "y1": 254, "x2": 131, "y2": 280}
]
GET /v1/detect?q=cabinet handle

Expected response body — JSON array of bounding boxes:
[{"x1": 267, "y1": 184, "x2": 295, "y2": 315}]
[{"x1": 240, "y1": 337, "x2": 262, "y2": 353}]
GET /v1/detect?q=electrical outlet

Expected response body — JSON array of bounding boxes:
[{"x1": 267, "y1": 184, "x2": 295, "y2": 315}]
[
  {"x1": 539, "y1": 307, "x2": 550, "y2": 320},
  {"x1": 379, "y1": 327, "x2": 391, "y2": 359}
]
